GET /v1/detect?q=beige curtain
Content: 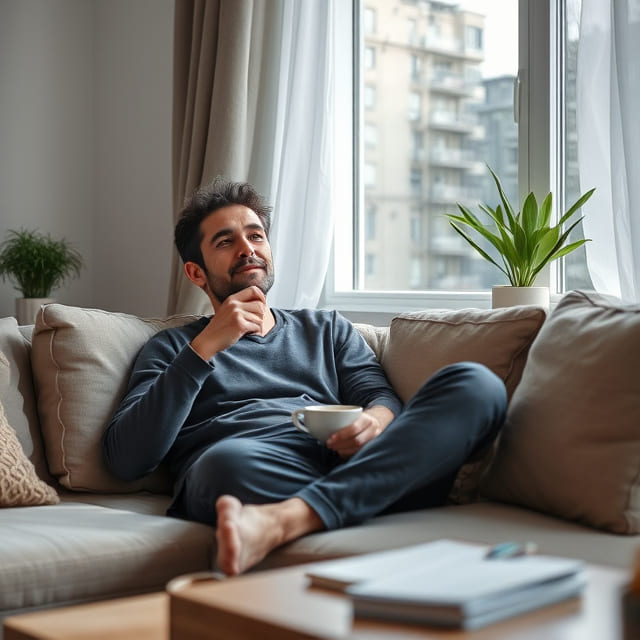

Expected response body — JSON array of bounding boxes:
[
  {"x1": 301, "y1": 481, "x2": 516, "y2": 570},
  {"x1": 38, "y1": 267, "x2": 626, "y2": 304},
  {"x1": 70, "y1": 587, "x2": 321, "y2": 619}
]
[{"x1": 168, "y1": 0, "x2": 274, "y2": 315}]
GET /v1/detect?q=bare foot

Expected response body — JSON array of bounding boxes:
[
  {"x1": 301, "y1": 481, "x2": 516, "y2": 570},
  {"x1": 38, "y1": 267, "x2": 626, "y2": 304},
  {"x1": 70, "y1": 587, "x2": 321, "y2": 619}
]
[{"x1": 215, "y1": 495, "x2": 324, "y2": 576}]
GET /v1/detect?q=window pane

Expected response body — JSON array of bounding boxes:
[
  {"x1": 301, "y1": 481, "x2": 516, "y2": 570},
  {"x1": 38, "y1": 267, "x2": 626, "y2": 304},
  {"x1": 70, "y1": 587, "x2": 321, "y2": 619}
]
[
  {"x1": 563, "y1": 0, "x2": 594, "y2": 291},
  {"x1": 358, "y1": 0, "x2": 518, "y2": 292}
]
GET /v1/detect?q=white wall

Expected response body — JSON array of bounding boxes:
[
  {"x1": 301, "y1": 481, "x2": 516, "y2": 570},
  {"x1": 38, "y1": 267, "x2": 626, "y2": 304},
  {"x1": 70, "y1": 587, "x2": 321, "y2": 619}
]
[{"x1": 0, "y1": 0, "x2": 174, "y2": 319}]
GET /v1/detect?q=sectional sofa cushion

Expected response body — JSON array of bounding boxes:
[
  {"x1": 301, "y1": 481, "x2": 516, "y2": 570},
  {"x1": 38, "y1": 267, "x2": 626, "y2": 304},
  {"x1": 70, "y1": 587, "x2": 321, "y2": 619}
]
[
  {"x1": 482, "y1": 290, "x2": 640, "y2": 534},
  {"x1": 382, "y1": 305, "x2": 547, "y2": 504},
  {"x1": 382, "y1": 305, "x2": 547, "y2": 403},
  {"x1": 31, "y1": 305, "x2": 200, "y2": 493},
  {"x1": 0, "y1": 398, "x2": 59, "y2": 506}
]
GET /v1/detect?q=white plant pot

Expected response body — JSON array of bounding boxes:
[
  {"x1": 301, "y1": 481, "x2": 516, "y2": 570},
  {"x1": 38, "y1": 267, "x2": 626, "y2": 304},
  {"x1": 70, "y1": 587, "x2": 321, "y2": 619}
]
[
  {"x1": 491, "y1": 286, "x2": 549, "y2": 310},
  {"x1": 15, "y1": 298, "x2": 55, "y2": 325}
]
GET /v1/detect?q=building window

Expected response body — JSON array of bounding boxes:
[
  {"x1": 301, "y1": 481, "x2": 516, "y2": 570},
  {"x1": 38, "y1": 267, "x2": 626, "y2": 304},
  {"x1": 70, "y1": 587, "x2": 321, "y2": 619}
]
[
  {"x1": 364, "y1": 7, "x2": 376, "y2": 34},
  {"x1": 363, "y1": 84, "x2": 376, "y2": 110},
  {"x1": 364, "y1": 45, "x2": 376, "y2": 70},
  {"x1": 465, "y1": 25, "x2": 483, "y2": 52},
  {"x1": 364, "y1": 162, "x2": 376, "y2": 188},
  {"x1": 410, "y1": 54, "x2": 421, "y2": 82},
  {"x1": 365, "y1": 253, "x2": 376, "y2": 278},
  {"x1": 408, "y1": 91, "x2": 421, "y2": 121},
  {"x1": 407, "y1": 17, "x2": 417, "y2": 44},
  {"x1": 410, "y1": 209, "x2": 423, "y2": 245},
  {"x1": 364, "y1": 122, "x2": 377, "y2": 147},
  {"x1": 410, "y1": 168, "x2": 422, "y2": 195}
]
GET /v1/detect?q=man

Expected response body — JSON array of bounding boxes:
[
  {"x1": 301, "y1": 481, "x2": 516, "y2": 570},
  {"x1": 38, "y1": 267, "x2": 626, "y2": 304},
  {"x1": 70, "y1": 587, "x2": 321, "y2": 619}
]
[{"x1": 103, "y1": 178, "x2": 507, "y2": 576}]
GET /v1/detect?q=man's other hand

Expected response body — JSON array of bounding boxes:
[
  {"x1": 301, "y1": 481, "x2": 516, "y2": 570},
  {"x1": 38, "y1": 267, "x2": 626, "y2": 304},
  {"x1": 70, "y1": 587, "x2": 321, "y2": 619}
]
[{"x1": 325, "y1": 405, "x2": 395, "y2": 458}]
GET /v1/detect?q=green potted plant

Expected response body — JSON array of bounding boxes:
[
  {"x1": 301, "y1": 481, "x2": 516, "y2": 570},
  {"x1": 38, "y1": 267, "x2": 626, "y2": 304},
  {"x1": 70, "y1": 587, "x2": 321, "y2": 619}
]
[
  {"x1": 445, "y1": 167, "x2": 595, "y2": 308},
  {"x1": 0, "y1": 228, "x2": 83, "y2": 324}
]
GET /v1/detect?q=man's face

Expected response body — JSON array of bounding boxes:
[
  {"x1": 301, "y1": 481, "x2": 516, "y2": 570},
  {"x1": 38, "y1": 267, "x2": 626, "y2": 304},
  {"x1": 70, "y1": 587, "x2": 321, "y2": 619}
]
[{"x1": 194, "y1": 204, "x2": 275, "y2": 304}]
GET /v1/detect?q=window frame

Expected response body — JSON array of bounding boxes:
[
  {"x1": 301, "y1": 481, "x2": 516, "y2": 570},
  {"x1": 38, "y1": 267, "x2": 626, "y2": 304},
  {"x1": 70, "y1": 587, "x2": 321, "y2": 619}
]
[{"x1": 321, "y1": 0, "x2": 559, "y2": 315}]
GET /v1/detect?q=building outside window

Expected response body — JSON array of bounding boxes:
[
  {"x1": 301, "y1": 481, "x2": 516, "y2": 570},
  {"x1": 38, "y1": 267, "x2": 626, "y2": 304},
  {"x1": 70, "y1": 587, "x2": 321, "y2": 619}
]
[{"x1": 328, "y1": 0, "x2": 592, "y2": 311}]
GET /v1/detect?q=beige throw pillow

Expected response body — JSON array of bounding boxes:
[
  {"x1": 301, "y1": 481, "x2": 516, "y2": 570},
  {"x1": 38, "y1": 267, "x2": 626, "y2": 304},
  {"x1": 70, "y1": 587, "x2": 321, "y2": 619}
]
[
  {"x1": 481, "y1": 290, "x2": 640, "y2": 534},
  {"x1": 383, "y1": 305, "x2": 547, "y2": 404},
  {"x1": 382, "y1": 305, "x2": 547, "y2": 504},
  {"x1": 31, "y1": 305, "x2": 201, "y2": 493},
  {"x1": 0, "y1": 399, "x2": 59, "y2": 507}
]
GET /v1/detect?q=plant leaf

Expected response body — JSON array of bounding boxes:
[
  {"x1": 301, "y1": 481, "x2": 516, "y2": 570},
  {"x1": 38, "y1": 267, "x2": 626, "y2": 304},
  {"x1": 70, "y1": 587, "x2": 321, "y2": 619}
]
[
  {"x1": 488, "y1": 166, "x2": 518, "y2": 229},
  {"x1": 558, "y1": 188, "x2": 596, "y2": 226},
  {"x1": 448, "y1": 222, "x2": 510, "y2": 279}
]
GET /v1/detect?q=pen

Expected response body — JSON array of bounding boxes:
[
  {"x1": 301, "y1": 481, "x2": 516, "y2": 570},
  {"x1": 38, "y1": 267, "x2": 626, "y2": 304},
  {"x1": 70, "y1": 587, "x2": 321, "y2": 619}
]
[{"x1": 485, "y1": 541, "x2": 538, "y2": 559}]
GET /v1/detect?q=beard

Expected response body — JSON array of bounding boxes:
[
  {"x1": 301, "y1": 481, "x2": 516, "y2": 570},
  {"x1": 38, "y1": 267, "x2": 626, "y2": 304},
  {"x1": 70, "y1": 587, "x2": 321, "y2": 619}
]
[{"x1": 205, "y1": 256, "x2": 275, "y2": 303}]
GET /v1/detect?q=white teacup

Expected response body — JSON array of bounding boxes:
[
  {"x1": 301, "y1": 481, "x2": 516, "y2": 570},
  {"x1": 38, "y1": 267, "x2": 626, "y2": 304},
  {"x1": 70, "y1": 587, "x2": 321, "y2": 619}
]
[{"x1": 291, "y1": 404, "x2": 363, "y2": 442}]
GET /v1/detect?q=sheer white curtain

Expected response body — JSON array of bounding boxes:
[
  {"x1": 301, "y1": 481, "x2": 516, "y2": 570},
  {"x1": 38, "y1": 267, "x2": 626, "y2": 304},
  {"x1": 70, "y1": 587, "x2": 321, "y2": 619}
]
[
  {"x1": 578, "y1": 0, "x2": 640, "y2": 301},
  {"x1": 261, "y1": 1, "x2": 336, "y2": 309}
]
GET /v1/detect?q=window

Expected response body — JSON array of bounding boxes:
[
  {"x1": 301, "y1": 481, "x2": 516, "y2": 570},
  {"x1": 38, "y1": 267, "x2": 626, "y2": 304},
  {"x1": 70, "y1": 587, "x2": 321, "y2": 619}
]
[
  {"x1": 363, "y1": 84, "x2": 376, "y2": 110},
  {"x1": 408, "y1": 91, "x2": 421, "y2": 121},
  {"x1": 326, "y1": 1, "x2": 588, "y2": 313},
  {"x1": 410, "y1": 54, "x2": 421, "y2": 82},
  {"x1": 364, "y1": 122, "x2": 377, "y2": 147},
  {"x1": 407, "y1": 18, "x2": 417, "y2": 44},
  {"x1": 364, "y1": 45, "x2": 376, "y2": 70},
  {"x1": 465, "y1": 25, "x2": 483, "y2": 52},
  {"x1": 364, "y1": 162, "x2": 376, "y2": 188},
  {"x1": 364, "y1": 6, "x2": 376, "y2": 34},
  {"x1": 365, "y1": 204, "x2": 377, "y2": 240}
]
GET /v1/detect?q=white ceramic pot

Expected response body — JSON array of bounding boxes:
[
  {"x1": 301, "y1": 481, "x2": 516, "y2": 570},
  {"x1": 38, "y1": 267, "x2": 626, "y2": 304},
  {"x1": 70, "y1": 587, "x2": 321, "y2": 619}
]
[
  {"x1": 491, "y1": 286, "x2": 549, "y2": 310},
  {"x1": 15, "y1": 298, "x2": 55, "y2": 325}
]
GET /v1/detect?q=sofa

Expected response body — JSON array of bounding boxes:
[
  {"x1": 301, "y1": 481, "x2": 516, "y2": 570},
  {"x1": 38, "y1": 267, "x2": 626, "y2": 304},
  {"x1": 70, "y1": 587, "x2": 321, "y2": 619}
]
[{"x1": 1, "y1": 289, "x2": 639, "y2": 630}]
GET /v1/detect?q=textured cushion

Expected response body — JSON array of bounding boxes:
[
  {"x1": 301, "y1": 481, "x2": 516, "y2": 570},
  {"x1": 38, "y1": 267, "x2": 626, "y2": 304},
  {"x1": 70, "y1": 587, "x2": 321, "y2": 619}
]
[
  {"x1": 354, "y1": 323, "x2": 388, "y2": 362},
  {"x1": 31, "y1": 305, "x2": 200, "y2": 493},
  {"x1": 383, "y1": 305, "x2": 547, "y2": 504},
  {"x1": 0, "y1": 399, "x2": 59, "y2": 507},
  {"x1": 482, "y1": 290, "x2": 640, "y2": 534}
]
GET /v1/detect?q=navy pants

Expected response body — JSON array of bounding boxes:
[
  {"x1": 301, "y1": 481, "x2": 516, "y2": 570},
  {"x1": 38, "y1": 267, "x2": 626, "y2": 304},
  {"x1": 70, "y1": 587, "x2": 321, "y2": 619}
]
[{"x1": 172, "y1": 362, "x2": 507, "y2": 529}]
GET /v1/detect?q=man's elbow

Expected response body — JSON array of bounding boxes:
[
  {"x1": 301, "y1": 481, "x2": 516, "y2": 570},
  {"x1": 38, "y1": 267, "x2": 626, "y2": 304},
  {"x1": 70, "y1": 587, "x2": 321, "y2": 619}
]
[{"x1": 102, "y1": 433, "x2": 144, "y2": 483}]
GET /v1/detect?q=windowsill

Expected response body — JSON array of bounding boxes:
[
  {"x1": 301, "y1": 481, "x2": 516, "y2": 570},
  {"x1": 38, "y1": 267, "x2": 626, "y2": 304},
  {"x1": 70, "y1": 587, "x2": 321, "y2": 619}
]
[{"x1": 320, "y1": 289, "x2": 561, "y2": 326}]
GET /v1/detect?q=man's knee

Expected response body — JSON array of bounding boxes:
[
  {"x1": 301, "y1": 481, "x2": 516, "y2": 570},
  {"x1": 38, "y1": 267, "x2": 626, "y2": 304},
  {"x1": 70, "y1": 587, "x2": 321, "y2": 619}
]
[
  {"x1": 187, "y1": 439, "x2": 258, "y2": 496},
  {"x1": 407, "y1": 361, "x2": 507, "y2": 427},
  {"x1": 452, "y1": 361, "x2": 506, "y2": 404}
]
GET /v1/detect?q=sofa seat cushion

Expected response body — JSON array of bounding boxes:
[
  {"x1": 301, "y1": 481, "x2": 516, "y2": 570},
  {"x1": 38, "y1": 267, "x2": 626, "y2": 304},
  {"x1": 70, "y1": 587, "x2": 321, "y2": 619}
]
[
  {"x1": 259, "y1": 502, "x2": 639, "y2": 572},
  {"x1": 0, "y1": 502, "x2": 214, "y2": 615},
  {"x1": 56, "y1": 489, "x2": 173, "y2": 516}
]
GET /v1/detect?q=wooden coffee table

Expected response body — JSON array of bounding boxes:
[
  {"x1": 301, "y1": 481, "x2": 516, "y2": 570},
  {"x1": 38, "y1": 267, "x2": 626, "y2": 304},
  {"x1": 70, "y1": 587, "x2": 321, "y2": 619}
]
[{"x1": 3, "y1": 563, "x2": 630, "y2": 640}]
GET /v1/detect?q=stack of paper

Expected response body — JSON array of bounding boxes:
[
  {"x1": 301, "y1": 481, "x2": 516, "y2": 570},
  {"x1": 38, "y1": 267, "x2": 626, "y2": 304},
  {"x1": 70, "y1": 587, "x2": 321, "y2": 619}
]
[{"x1": 305, "y1": 539, "x2": 585, "y2": 630}]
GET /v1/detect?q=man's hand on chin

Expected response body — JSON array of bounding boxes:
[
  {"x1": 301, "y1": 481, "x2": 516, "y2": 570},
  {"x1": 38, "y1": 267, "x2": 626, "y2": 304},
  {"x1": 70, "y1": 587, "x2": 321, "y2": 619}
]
[{"x1": 190, "y1": 286, "x2": 268, "y2": 360}]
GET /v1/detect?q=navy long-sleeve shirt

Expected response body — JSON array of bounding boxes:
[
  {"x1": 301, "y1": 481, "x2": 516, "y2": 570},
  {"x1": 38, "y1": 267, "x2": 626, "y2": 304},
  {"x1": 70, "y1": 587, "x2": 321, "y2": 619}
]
[{"x1": 103, "y1": 308, "x2": 402, "y2": 492}]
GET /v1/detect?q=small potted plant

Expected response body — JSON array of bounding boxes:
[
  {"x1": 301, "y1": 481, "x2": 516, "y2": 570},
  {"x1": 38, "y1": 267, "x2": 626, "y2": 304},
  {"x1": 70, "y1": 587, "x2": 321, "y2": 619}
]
[
  {"x1": 0, "y1": 228, "x2": 83, "y2": 324},
  {"x1": 445, "y1": 167, "x2": 595, "y2": 308}
]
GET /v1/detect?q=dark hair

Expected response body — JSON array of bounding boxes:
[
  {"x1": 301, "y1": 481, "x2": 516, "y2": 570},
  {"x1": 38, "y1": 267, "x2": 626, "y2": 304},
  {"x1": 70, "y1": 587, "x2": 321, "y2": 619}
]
[{"x1": 174, "y1": 177, "x2": 272, "y2": 267}]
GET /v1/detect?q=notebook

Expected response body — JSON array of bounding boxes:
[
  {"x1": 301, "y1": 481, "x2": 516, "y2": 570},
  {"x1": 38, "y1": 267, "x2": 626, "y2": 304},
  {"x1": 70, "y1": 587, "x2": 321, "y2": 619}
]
[{"x1": 305, "y1": 539, "x2": 585, "y2": 630}]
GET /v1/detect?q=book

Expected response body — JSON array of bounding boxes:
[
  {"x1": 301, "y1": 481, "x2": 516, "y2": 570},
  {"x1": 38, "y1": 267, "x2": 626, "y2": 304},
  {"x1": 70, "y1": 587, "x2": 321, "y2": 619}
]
[{"x1": 305, "y1": 539, "x2": 585, "y2": 630}]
